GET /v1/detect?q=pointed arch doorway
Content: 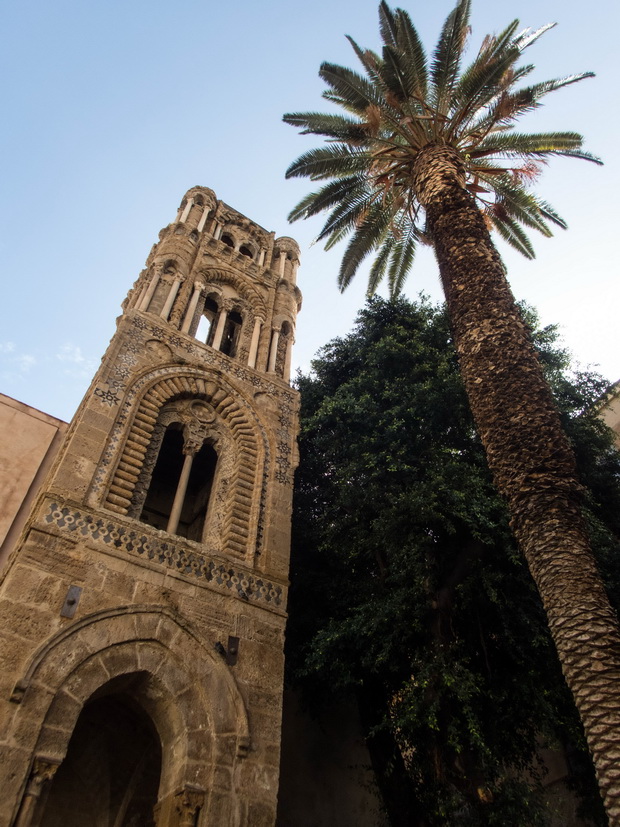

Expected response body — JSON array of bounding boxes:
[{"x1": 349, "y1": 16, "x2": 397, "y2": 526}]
[{"x1": 36, "y1": 674, "x2": 162, "y2": 827}]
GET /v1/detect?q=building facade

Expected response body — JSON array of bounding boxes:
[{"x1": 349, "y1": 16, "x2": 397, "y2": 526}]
[{"x1": 0, "y1": 187, "x2": 302, "y2": 826}]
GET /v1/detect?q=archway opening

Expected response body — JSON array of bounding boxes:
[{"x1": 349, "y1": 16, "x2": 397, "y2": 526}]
[
  {"x1": 40, "y1": 682, "x2": 162, "y2": 827},
  {"x1": 139, "y1": 425, "x2": 218, "y2": 540},
  {"x1": 180, "y1": 440, "x2": 218, "y2": 541},
  {"x1": 139, "y1": 426, "x2": 184, "y2": 532},
  {"x1": 220, "y1": 311, "x2": 242, "y2": 358},
  {"x1": 196, "y1": 296, "x2": 219, "y2": 345}
]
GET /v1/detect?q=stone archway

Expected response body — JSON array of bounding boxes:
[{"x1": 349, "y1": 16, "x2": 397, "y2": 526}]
[
  {"x1": 8, "y1": 607, "x2": 250, "y2": 827},
  {"x1": 38, "y1": 678, "x2": 162, "y2": 827}
]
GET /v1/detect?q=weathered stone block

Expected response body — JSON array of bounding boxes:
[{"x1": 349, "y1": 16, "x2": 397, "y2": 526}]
[{"x1": 0, "y1": 600, "x2": 59, "y2": 644}]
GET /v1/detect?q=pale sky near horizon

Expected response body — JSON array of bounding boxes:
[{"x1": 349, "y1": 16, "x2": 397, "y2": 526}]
[{"x1": 0, "y1": 0, "x2": 618, "y2": 422}]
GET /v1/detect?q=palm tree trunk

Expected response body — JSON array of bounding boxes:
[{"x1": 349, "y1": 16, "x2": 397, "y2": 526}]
[{"x1": 413, "y1": 144, "x2": 620, "y2": 824}]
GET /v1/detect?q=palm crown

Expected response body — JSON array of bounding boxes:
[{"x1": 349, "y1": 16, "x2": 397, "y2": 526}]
[{"x1": 284, "y1": 0, "x2": 601, "y2": 296}]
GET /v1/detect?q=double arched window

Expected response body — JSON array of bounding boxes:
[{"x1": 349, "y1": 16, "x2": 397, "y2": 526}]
[
  {"x1": 129, "y1": 400, "x2": 221, "y2": 543},
  {"x1": 193, "y1": 290, "x2": 245, "y2": 360},
  {"x1": 218, "y1": 230, "x2": 256, "y2": 261},
  {"x1": 138, "y1": 424, "x2": 218, "y2": 541}
]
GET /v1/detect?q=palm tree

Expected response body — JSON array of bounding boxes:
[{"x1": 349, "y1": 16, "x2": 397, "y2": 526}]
[{"x1": 284, "y1": 2, "x2": 620, "y2": 821}]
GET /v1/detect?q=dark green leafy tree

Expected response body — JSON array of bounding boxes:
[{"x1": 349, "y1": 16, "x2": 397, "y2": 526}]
[
  {"x1": 284, "y1": 3, "x2": 620, "y2": 818},
  {"x1": 288, "y1": 297, "x2": 620, "y2": 826}
]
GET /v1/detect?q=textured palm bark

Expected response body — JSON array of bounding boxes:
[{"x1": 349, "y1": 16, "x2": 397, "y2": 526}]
[{"x1": 413, "y1": 144, "x2": 620, "y2": 824}]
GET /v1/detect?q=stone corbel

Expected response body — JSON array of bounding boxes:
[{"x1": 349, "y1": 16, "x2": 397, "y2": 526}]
[{"x1": 174, "y1": 786, "x2": 206, "y2": 827}]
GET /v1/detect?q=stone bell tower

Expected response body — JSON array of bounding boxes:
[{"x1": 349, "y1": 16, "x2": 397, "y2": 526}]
[{"x1": 0, "y1": 187, "x2": 302, "y2": 826}]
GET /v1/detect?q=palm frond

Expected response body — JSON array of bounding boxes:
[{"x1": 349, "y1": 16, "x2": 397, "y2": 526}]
[
  {"x1": 378, "y1": 0, "x2": 399, "y2": 48},
  {"x1": 431, "y1": 0, "x2": 471, "y2": 115},
  {"x1": 387, "y1": 227, "x2": 417, "y2": 297},
  {"x1": 317, "y1": 190, "x2": 378, "y2": 245},
  {"x1": 474, "y1": 175, "x2": 554, "y2": 237},
  {"x1": 381, "y1": 43, "x2": 412, "y2": 104},
  {"x1": 319, "y1": 62, "x2": 389, "y2": 114},
  {"x1": 366, "y1": 235, "x2": 396, "y2": 295},
  {"x1": 346, "y1": 35, "x2": 382, "y2": 84},
  {"x1": 447, "y1": 20, "x2": 521, "y2": 136},
  {"x1": 499, "y1": 73, "x2": 595, "y2": 126},
  {"x1": 393, "y1": 7, "x2": 428, "y2": 99},
  {"x1": 470, "y1": 131, "x2": 603, "y2": 167},
  {"x1": 488, "y1": 211, "x2": 536, "y2": 258},
  {"x1": 514, "y1": 23, "x2": 556, "y2": 51},
  {"x1": 288, "y1": 176, "x2": 368, "y2": 222},
  {"x1": 285, "y1": 145, "x2": 370, "y2": 181},
  {"x1": 537, "y1": 200, "x2": 568, "y2": 229},
  {"x1": 283, "y1": 111, "x2": 368, "y2": 142},
  {"x1": 337, "y1": 204, "x2": 392, "y2": 291}
]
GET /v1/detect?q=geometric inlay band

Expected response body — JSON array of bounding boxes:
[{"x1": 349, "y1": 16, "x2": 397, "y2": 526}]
[{"x1": 43, "y1": 502, "x2": 283, "y2": 607}]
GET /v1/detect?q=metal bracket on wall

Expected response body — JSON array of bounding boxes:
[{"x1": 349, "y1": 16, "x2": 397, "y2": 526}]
[
  {"x1": 226, "y1": 635, "x2": 240, "y2": 666},
  {"x1": 60, "y1": 585, "x2": 82, "y2": 618}
]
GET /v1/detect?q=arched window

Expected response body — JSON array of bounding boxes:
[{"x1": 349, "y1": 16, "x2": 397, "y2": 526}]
[
  {"x1": 239, "y1": 245, "x2": 253, "y2": 259},
  {"x1": 196, "y1": 296, "x2": 219, "y2": 345},
  {"x1": 220, "y1": 310, "x2": 242, "y2": 358},
  {"x1": 139, "y1": 424, "x2": 218, "y2": 541},
  {"x1": 221, "y1": 234, "x2": 234, "y2": 249}
]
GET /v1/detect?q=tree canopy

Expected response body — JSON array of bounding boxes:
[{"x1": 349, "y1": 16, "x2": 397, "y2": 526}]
[
  {"x1": 287, "y1": 297, "x2": 620, "y2": 825},
  {"x1": 284, "y1": 0, "x2": 600, "y2": 296}
]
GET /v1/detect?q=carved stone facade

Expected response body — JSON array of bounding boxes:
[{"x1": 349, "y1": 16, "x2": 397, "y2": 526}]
[{"x1": 0, "y1": 187, "x2": 301, "y2": 826}]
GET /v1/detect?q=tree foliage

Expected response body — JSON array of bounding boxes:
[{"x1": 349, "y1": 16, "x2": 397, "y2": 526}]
[
  {"x1": 284, "y1": 1, "x2": 600, "y2": 296},
  {"x1": 287, "y1": 297, "x2": 620, "y2": 825}
]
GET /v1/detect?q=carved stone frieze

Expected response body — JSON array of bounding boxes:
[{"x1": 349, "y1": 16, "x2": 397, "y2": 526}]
[{"x1": 41, "y1": 500, "x2": 284, "y2": 607}]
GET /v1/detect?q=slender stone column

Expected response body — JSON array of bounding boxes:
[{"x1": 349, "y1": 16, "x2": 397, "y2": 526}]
[
  {"x1": 197, "y1": 208, "x2": 210, "y2": 232},
  {"x1": 279, "y1": 251, "x2": 286, "y2": 277},
  {"x1": 247, "y1": 317, "x2": 262, "y2": 368},
  {"x1": 258, "y1": 248, "x2": 266, "y2": 267},
  {"x1": 291, "y1": 261, "x2": 299, "y2": 284},
  {"x1": 132, "y1": 281, "x2": 148, "y2": 310},
  {"x1": 268, "y1": 329, "x2": 280, "y2": 373},
  {"x1": 160, "y1": 278, "x2": 182, "y2": 321},
  {"x1": 283, "y1": 335, "x2": 294, "y2": 381},
  {"x1": 167, "y1": 451, "x2": 195, "y2": 535},
  {"x1": 179, "y1": 198, "x2": 194, "y2": 224},
  {"x1": 213, "y1": 223, "x2": 222, "y2": 240},
  {"x1": 139, "y1": 271, "x2": 160, "y2": 312},
  {"x1": 211, "y1": 308, "x2": 228, "y2": 351},
  {"x1": 14, "y1": 757, "x2": 60, "y2": 827},
  {"x1": 181, "y1": 282, "x2": 203, "y2": 334}
]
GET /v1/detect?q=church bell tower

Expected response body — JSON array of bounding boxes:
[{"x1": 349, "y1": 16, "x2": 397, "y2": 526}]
[{"x1": 0, "y1": 187, "x2": 302, "y2": 826}]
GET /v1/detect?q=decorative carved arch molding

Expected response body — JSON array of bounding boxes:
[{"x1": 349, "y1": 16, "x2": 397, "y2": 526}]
[
  {"x1": 9, "y1": 606, "x2": 250, "y2": 827},
  {"x1": 198, "y1": 267, "x2": 266, "y2": 317},
  {"x1": 92, "y1": 367, "x2": 269, "y2": 559}
]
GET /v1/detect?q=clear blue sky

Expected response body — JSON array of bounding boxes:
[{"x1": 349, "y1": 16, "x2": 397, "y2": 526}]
[{"x1": 0, "y1": 0, "x2": 617, "y2": 422}]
